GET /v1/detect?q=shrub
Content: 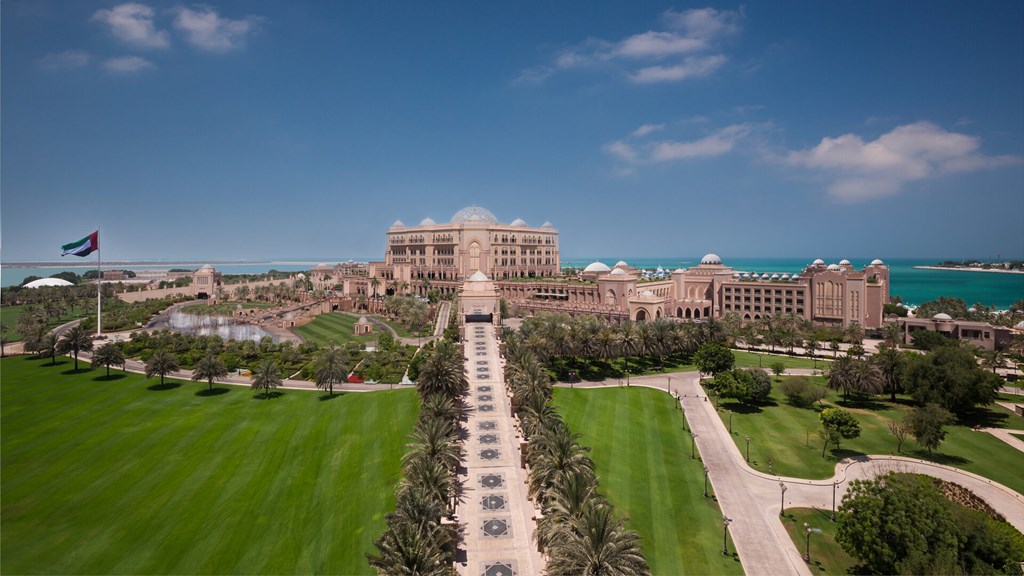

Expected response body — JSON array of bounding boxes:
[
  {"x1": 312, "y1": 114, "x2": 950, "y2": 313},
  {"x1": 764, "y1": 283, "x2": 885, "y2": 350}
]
[{"x1": 779, "y1": 376, "x2": 825, "y2": 407}]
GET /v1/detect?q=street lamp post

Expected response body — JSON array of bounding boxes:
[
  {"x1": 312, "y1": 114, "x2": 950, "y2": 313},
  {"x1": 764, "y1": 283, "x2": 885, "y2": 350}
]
[
  {"x1": 681, "y1": 407, "x2": 687, "y2": 431},
  {"x1": 728, "y1": 409, "x2": 733, "y2": 433},
  {"x1": 804, "y1": 523, "x2": 812, "y2": 562},
  {"x1": 691, "y1": 432, "x2": 699, "y2": 459},
  {"x1": 626, "y1": 368, "x2": 630, "y2": 387},
  {"x1": 722, "y1": 516, "x2": 732, "y2": 555},
  {"x1": 779, "y1": 482, "x2": 788, "y2": 517},
  {"x1": 667, "y1": 375, "x2": 672, "y2": 395},
  {"x1": 703, "y1": 465, "x2": 710, "y2": 497},
  {"x1": 745, "y1": 436, "x2": 751, "y2": 462}
]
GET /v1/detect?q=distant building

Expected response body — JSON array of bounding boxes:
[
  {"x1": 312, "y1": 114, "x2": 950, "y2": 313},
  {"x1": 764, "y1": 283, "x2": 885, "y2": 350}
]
[{"x1": 895, "y1": 314, "x2": 1013, "y2": 351}]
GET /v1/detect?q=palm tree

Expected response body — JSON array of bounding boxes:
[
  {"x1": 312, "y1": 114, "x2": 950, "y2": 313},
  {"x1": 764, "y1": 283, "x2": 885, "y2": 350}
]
[
  {"x1": 36, "y1": 333, "x2": 58, "y2": 365},
  {"x1": 57, "y1": 324, "x2": 94, "y2": 371},
  {"x1": 826, "y1": 355, "x2": 857, "y2": 401},
  {"x1": 873, "y1": 346, "x2": 904, "y2": 401},
  {"x1": 369, "y1": 276, "x2": 381, "y2": 300},
  {"x1": 528, "y1": 425, "x2": 594, "y2": 501},
  {"x1": 251, "y1": 359, "x2": 282, "y2": 398},
  {"x1": 849, "y1": 357, "x2": 884, "y2": 397},
  {"x1": 314, "y1": 344, "x2": 348, "y2": 396},
  {"x1": 365, "y1": 520, "x2": 452, "y2": 576},
  {"x1": 192, "y1": 352, "x2": 229, "y2": 392},
  {"x1": 145, "y1": 349, "x2": 180, "y2": 387},
  {"x1": 416, "y1": 340, "x2": 467, "y2": 400},
  {"x1": 881, "y1": 322, "x2": 903, "y2": 348},
  {"x1": 93, "y1": 342, "x2": 126, "y2": 377},
  {"x1": 546, "y1": 502, "x2": 650, "y2": 576},
  {"x1": 403, "y1": 415, "x2": 464, "y2": 474},
  {"x1": 829, "y1": 338, "x2": 841, "y2": 359},
  {"x1": 536, "y1": 468, "x2": 602, "y2": 551},
  {"x1": 979, "y1": 349, "x2": 1005, "y2": 374},
  {"x1": 805, "y1": 336, "x2": 820, "y2": 369},
  {"x1": 616, "y1": 321, "x2": 639, "y2": 373}
]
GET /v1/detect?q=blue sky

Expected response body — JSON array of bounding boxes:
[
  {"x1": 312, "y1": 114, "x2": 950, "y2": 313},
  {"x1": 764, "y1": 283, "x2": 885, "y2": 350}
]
[{"x1": 2, "y1": 1, "x2": 1022, "y2": 262}]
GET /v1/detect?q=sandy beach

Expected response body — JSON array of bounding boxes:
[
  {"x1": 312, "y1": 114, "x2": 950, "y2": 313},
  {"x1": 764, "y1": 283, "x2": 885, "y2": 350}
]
[{"x1": 913, "y1": 265, "x2": 1024, "y2": 275}]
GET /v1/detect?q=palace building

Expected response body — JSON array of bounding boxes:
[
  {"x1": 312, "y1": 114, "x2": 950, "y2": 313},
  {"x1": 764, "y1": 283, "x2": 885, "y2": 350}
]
[{"x1": 322, "y1": 206, "x2": 890, "y2": 329}]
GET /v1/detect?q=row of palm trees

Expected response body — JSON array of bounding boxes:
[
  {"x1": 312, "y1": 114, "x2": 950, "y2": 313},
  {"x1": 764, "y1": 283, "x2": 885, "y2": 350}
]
[
  {"x1": 367, "y1": 339, "x2": 467, "y2": 575},
  {"x1": 505, "y1": 341, "x2": 650, "y2": 575}
]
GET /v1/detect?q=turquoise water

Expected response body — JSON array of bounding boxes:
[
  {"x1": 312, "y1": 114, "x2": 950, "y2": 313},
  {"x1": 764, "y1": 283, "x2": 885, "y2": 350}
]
[
  {"x1": 3, "y1": 257, "x2": 1021, "y2": 309},
  {"x1": 0, "y1": 263, "x2": 315, "y2": 289},
  {"x1": 565, "y1": 257, "x2": 1024, "y2": 309}
]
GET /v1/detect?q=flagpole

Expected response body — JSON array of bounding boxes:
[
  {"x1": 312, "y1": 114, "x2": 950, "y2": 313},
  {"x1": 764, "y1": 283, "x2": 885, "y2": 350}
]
[{"x1": 97, "y1": 227, "x2": 102, "y2": 337}]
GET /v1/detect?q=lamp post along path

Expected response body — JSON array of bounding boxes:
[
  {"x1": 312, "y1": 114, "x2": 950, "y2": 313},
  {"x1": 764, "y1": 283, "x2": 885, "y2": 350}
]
[
  {"x1": 722, "y1": 516, "x2": 732, "y2": 556},
  {"x1": 779, "y1": 482, "x2": 788, "y2": 517}
]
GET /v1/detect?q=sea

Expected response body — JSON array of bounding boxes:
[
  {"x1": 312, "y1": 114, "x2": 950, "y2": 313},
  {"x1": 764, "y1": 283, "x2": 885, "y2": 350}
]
[{"x1": 2, "y1": 257, "x2": 1022, "y2": 309}]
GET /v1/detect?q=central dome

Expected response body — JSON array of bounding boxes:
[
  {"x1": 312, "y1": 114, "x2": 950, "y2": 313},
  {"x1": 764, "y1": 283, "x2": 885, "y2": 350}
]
[{"x1": 451, "y1": 206, "x2": 499, "y2": 224}]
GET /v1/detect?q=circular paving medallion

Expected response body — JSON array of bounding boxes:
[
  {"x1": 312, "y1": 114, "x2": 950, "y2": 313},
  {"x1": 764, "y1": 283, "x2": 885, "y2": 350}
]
[
  {"x1": 479, "y1": 434, "x2": 498, "y2": 444},
  {"x1": 480, "y1": 474, "x2": 503, "y2": 488},
  {"x1": 480, "y1": 448, "x2": 499, "y2": 460},
  {"x1": 478, "y1": 421, "x2": 497, "y2": 430}
]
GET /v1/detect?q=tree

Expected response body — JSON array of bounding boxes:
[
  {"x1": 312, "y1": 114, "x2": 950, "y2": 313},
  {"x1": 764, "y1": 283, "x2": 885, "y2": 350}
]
[
  {"x1": 978, "y1": 349, "x2": 1005, "y2": 374},
  {"x1": 848, "y1": 357, "x2": 884, "y2": 397},
  {"x1": 192, "y1": 352, "x2": 229, "y2": 392},
  {"x1": 903, "y1": 345, "x2": 1001, "y2": 415},
  {"x1": 910, "y1": 329, "x2": 955, "y2": 351},
  {"x1": 804, "y1": 336, "x2": 820, "y2": 368},
  {"x1": 546, "y1": 503, "x2": 650, "y2": 576},
  {"x1": 145, "y1": 349, "x2": 180, "y2": 387},
  {"x1": 251, "y1": 359, "x2": 282, "y2": 397},
  {"x1": 828, "y1": 338, "x2": 841, "y2": 358},
  {"x1": 36, "y1": 333, "x2": 59, "y2": 365},
  {"x1": 769, "y1": 361, "x2": 786, "y2": 381},
  {"x1": 906, "y1": 403, "x2": 955, "y2": 454},
  {"x1": 57, "y1": 325, "x2": 93, "y2": 371},
  {"x1": 93, "y1": 342, "x2": 126, "y2": 378},
  {"x1": 887, "y1": 420, "x2": 910, "y2": 453},
  {"x1": 819, "y1": 407, "x2": 861, "y2": 456},
  {"x1": 873, "y1": 346, "x2": 905, "y2": 402},
  {"x1": 314, "y1": 344, "x2": 348, "y2": 396},
  {"x1": 745, "y1": 368, "x2": 773, "y2": 403},
  {"x1": 693, "y1": 342, "x2": 735, "y2": 377},
  {"x1": 826, "y1": 355, "x2": 857, "y2": 400},
  {"x1": 836, "y1": 473, "x2": 960, "y2": 575},
  {"x1": 779, "y1": 376, "x2": 825, "y2": 407},
  {"x1": 365, "y1": 520, "x2": 452, "y2": 576},
  {"x1": 881, "y1": 322, "x2": 903, "y2": 348}
]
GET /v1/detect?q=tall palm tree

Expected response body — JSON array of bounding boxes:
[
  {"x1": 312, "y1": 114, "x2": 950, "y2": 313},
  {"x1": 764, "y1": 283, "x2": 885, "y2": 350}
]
[
  {"x1": 365, "y1": 519, "x2": 452, "y2": 576},
  {"x1": 805, "y1": 336, "x2": 820, "y2": 369},
  {"x1": 93, "y1": 342, "x2": 126, "y2": 378},
  {"x1": 314, "y1": 344, "x2": 348, "y2": 396},
  {"x1": 546, "y1": 502, "x2": 650, "y2": 576},
  {"x1": 57, "y1": 324, "x2": 94, "y2": 371},
  {"x1": 536, "y1": 468, "x2": 602, "y2": 551},
  {"x1": 616, "y1": 321, "x2": 639, "y2": 373},
  {"x1": 145, "y1": 349, "x2": 180, "y2": 387},
  {"x1": 369, "y1": 276, "x2": 381, "y2": 300},
  {"x1": 192, "y1": 352, "x2": 229, "y2": 392},
  {"x1": 250, "y1": 359, "x2": 282, "y2": 398},
  {"x1": 979, "y1": 349, "x2": 1005, "y2": 374},
  {"x1": 826, "y1": 355, "x2": 856, "y2": 401},
  {"x1": 403, "y1": 415, "x2": 463, "y2": 474},
  {"x1": 881, "y1": 322, "x2": 903, "y2": 348},
  {"x1": 528, "y1": 425, "x2": 594, "y2": 501},
  {"x1": 416, "y1": 340, "x2": 467, "y2": 400},
  {"x1": 873, "y1": 346, "x2": 904, "y2": 401},
  {"x1": 849, "y1": 357, "x2": 884, "y2": 397},
  {"x1": 595, "y1": 327, "x2": 618, "y2": 367}
]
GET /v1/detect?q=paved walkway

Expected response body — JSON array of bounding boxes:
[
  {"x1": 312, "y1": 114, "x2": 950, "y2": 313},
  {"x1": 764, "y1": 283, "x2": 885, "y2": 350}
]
[
  {"x1": 455, "y1": 323, "x2": 544, "y2": 576},
  {"x1": 559, "y1": 371, "x2": 1024, "y2": 575}
]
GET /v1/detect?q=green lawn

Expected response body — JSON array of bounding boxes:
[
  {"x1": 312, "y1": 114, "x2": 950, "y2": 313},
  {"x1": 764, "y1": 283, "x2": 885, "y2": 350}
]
[
  {"x1": 1, "y1": 356, "x2": 418, "y2": 575},
  {"x1": 554, "y1": 387, "x2": 743, "y2": 575},
  {"x1": 293, "y1": 313, "x2": 379, "y2": 346},
  {"x1": 781, "y1": 508, "x2": 857, "y2": 575},
  {"x1": 716, "y1": 378, "x2": 1024, "y2": 493},
  {"x1": 0, "y1": 304, "x2": 92, "y2": 342},
  {"x1": 731, "y1": 350, "x2": 830, "y2": 371},
  {"x1": 373, "y1": 315, "x2": 428, "y2": 339}
]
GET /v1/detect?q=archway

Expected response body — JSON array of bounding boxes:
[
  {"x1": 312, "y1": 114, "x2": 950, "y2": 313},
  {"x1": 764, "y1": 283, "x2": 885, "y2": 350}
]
[
  {"x1": 694, "y1": 308, "x2": 701, "y2": 319},
  {"x1": 655, "y1": 309, "x2": 662, "y2": 319},
  {"x1": 635, "y1": 309, "x2": 648, "y2": 322},
  {"x1": 676, "y1": 307, "x2": 683, "y2": 318},
  {"x1": 469, "y1": 242, "x2": 481, "y2": 272},
  {"x1": 605, "y1": 289, "x2": 617, "y2": 307},
  {"x1": 685, "y1": 308, "x2": 692, "y2": 319}
]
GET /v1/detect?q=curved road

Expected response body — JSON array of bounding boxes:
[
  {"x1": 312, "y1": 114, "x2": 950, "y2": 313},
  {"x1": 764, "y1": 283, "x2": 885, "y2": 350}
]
[{"x1": 558, "y1": 370, "x2": 1024, "y2": 576}]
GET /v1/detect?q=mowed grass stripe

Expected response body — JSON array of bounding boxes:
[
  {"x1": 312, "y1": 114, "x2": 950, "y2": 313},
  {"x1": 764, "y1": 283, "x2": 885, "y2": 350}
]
[
  {"x1": 1, "y1": 356, "x2": 417, "y2": 575},
  {"x1": 554, "y1": 387, "x2": 743, "y2": 575}
]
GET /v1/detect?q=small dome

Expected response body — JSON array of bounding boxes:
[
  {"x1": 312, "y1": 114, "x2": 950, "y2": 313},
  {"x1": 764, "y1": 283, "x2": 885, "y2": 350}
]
[
  {"x1": 541, "y1": 221, "x2": 555, "y2": 228},
  {"x1": 827, "y1": 264, "x2": 841, "y2": 271},
  {"x1": 760, "y1": 273, "x2": 770, "y2": 279},
  {"x1": 639, "y1": 290, "x2": 655, "y2": 297},
  {"x1": 771, "y1": 273, "x2": 780, "y2": 279},
  {"x1": 870, "y1": 259, "x2": 885, "y2": 266},
  {"x1": 812, "y1": 259, "x2": 825, "y2": 266},
  {"x1": 781, "y1": 273, "x2": 790, "y2": 279},
  {"x1": 733, "y1": 272, "x2": 741, "y2": 278},
  {"x1": 24, "y1": 278, "x2": 73, "y2": 288},
  {"x1": 451, "y1": 206, "x2": 499, "y2": 224},
  {"x1": 609, "y1": 268, "x2": 627, "y2": 276},
  {"x1": 967, "y1": 307, "x2": 978, "y2": 313},
  {"x1": 615, "y1": 260, "x2": 628, "y2": 268},
  {"x1": 510, "y1": 218, "x2": 527, "y2": 227},
  {"x1": 674, "y1": 268, "x2": 685, "y2": 273},
  {"x1": 839, "y1": 259, "x2": 851, "y2": 266},
  {"x1": 583, "y1": 261, "x2": 611, "y2": 273},
  {"x1": 199, "y1": 264, "x2": 214, "y2": 270},
  {"x1": 741, "y1": 272, "x2": 750, "y2": 279},
  {"x1": 390, "y1": 220, "x2": 405, "y2": 229},
  {"x1": 419, "y1": 217, "x2": 436, "y2": 226},
  {"x1": 296, "y1": 273, "x2": 306, "y2": 279},
  {"x1": 933, "y1": 313, "x2": 952, "y2": 320},
  {"x1": 469, "y1": 271, "x2": 490, "y2": 282},
  {"x1": 792, "y1": 274, "x2": 800, "y2": 279},
  {"x1": 357, "y1": 316, "x2": 370, "y2": 323},
  {"x1": 700, "y1": 253, "x2": 722, "y2": 265}
]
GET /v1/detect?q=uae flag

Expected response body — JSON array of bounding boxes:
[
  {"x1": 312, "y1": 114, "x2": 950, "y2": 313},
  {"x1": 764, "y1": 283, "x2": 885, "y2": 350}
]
[{"x1": 61, "y1": 231, "x2": 99, "y2": 257}]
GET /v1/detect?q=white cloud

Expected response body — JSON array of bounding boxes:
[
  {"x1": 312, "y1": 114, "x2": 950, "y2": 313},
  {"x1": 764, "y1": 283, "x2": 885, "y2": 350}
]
[
  {"x1": 605, "y1": 123, "x2": 755, "y2": 171},
  {"x1": 103, "y1": 56, "x2": 156, "y2": 73},
  {"x1": 630, "y1": 54, "x2": 727, "y2": 83},
  {"x1": 785, "y1": 122, "x2": 1023, "y2": 201},
  {"x1": 172, "y1": 6, "x2": 262, "y2": 53},
  {"x1": 92, "y1": 3, "x2": 169, "y2": 49},
  {"x1": 519, "y1": 7, "x2": 741, "y2": 84},
  {"x1": 37, "y1": 50, "x2": 91, "y2": 70},
  {"x1": 631, "y1": 124, "x2": 665, "y2": 138},
  {"x1": 651, "y1": 124, "x2": 753, "y2": 161}
]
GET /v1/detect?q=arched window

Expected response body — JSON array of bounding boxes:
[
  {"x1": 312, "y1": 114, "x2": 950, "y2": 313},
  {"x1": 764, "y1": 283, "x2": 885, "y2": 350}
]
[{"x1": 469, "y1": 242, "x2": 481, "y2": 272}]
